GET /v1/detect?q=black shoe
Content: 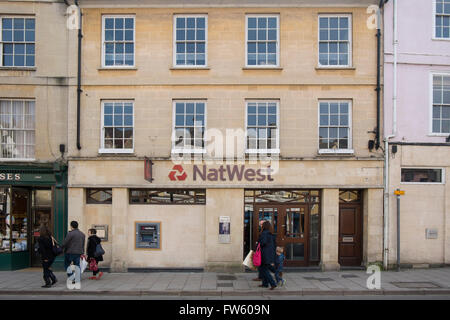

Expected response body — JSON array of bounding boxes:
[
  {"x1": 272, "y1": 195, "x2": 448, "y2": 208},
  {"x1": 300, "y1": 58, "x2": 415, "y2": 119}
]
[
  {"x1": 41, "y1": 284, "x2": 52, "y2": 288},
  {"x1": 51, "y1": 278, "x2": 58, "y2": 285}
]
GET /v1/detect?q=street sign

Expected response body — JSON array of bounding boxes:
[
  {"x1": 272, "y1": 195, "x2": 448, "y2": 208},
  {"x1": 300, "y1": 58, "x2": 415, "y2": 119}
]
[{"x1": 394, "y1": 190, "x2": 405, "y2": 195}]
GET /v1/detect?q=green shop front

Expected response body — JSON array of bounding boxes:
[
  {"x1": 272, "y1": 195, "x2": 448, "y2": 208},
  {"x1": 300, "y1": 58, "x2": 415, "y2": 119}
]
[{"x1": 0, "y1": 163, "x2": 67, "y2": 270}]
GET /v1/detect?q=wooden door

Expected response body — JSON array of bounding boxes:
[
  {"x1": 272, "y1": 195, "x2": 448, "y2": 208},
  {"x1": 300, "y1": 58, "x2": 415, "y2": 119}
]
[
  {"x1": 338, "y1": 204, "x2": 362, "y2": 266},
  {"x1": 253, "y1": 204, "x2": 309, "y2": 267},
  {"x1": 279, "y1": 205, "x2": 309, "y2": 267}
]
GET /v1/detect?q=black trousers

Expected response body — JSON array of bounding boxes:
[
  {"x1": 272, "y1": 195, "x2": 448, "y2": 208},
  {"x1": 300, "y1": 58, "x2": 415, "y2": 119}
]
[{"x1": 42, "y1": 257, "x2": 56, "y2": 284}]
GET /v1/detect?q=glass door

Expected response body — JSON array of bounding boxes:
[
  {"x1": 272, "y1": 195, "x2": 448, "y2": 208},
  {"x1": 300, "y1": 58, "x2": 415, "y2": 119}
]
[
  {"x1": 31, "y1": 189, "x2": 52, "y2": 267},
  {"x1": 252, "y1": 205, "x2": 279, "y2": 250},
  {"x1": 279, "y1": 205, "x2": 309, "y2": 267}
]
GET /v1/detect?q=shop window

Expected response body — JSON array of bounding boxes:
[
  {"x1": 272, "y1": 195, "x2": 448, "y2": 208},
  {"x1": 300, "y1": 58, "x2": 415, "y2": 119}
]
[
  {"x1": 129, "y1": 189, "x2": 206, "y2": 205},
  {"x1": 86, "y1": 189, "x2": 112, "y2": 204},
  {"x1": 0, "y1": 188, "x2": 28, "y2": 253},
  {"x1": 401, "y1": 168, "x2": 443, "y2": 183},
  {"x1": 0, "y1": 187, "x2": 11, "y2": 253}
]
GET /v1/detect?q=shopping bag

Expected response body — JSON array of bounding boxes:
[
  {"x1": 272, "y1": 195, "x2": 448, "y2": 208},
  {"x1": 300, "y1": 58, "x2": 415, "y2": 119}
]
[
  {"x1": 80, "y1": 255, "x2": 88, "y2": 273},
  {"x1": 252, "y1": 243, "x2": 262, "y2": 267},
  {"x1": 242, "y1": 250, "x2": 255, "y2": 270}
]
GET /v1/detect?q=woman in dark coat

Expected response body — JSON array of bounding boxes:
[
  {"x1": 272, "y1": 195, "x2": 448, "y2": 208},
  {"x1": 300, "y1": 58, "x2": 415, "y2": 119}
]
[
  {"x1": 87, "y1": 229, "x2": 103, "y2": 280},
  {"x1": 38, "y1": 225, "x2": 57, "y2": 288},
  {"x1": 257, "y1": 221, "x2": 277, "y2": 290}
]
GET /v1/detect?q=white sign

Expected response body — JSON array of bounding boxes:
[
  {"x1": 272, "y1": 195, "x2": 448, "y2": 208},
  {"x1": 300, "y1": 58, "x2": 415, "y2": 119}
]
[{"x1": 219, "y1": 216, "x2": 231, "y2": 244}]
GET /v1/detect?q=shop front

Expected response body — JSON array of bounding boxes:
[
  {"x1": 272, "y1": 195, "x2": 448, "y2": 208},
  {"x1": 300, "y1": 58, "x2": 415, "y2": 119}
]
[
  {"x1": 68, "y1": 159, "x2": 383, "y2": 272},
  {"x1": 0, "y1": 163, "x2": 68, "y2": 270}
]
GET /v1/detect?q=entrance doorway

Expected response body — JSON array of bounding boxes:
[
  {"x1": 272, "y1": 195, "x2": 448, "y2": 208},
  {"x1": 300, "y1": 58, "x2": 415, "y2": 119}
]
[
  {"x1": 253, "y1": 204, "x2": 309, "y2": 267},
  {"x1": 30, "y1": 189, "x2": 53, "y2": 267},
  {"x1": 338, "y1": 190, "x2": 363, "y2": 267},
  {"x1": 244, "y1": 190, "x2": 321, "y2": 267}
]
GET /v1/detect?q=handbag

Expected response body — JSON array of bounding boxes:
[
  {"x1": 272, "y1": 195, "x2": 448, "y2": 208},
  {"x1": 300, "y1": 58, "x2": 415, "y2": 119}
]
[
  {"x1": 51, "y1": 236, "x2": 63, "y2": 256},
  {"x1": 94, "y1": 243, "x2": 105, "y2": 257},
  {"x1": 252, "y1": 243, "x2": 262, "y2": 267},
  {"x1": 89, "y1": 258, "x2": 98, "y2": 272},
  {"x1": 242, "y1": 250, "x2": 255, "y2": 270}
]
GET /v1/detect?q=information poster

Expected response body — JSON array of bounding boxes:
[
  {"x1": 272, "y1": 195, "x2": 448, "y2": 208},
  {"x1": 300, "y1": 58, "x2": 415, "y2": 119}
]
[{"x1": 219, "y1": 216, "x2": 231, "y2": 243}]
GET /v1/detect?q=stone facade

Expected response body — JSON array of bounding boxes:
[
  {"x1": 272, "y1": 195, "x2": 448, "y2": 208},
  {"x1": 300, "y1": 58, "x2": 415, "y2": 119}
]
[{"x1": 63, "y1": 0, "x2": 385, "y2": 272}]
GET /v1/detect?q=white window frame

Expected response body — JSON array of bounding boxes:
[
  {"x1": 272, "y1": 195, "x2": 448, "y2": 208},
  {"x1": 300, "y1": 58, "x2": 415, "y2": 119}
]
[
  {"x1": 245, "y1": 14, "x2": 280, "y2": 68},
  {"x1": 101, "y1": 15, "x2": 136, "y2": 69},
  {"x1": 433, "y1": 0, "x2": 450, "y2": 41},
  {"x1": 317, "y1": 14, "x2": 352, "y2": 68},
  {"x1": 245, "y1": 100, "x2": 280, "y2": 154},
  {"x1": 171, "y1": 100, "x2": 207, "y2": 154},
  {"x1": 400, "y1": 167, "x2": 446, "y2": 185},
  {"x1": 429, "y1": 72, "x2": 450, "y2": 136},
  {"x1": 99, "y1": 100, "x2": 135, "y2": 154},
  {"x1": 318, "y1": 100, "x2": 354, "y2": 154},
  {"x1": 0, "y1": 16, "x2": 36, "y2": 68},
  {"x1": 0, "y1": 99, "x2": 35, "y2": 161},
  {"x1": 172, "y1": 14, "x2": 208, "y2": 68}
]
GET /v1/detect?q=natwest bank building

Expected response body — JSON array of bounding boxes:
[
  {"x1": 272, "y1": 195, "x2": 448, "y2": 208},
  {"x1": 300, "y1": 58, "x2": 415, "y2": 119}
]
[
  {"x1": 68, "y1": 158, "x2": 383, "y2": 272},
  {"x1": 67, "y1": 0, "x2": 384, "y2": 272}
]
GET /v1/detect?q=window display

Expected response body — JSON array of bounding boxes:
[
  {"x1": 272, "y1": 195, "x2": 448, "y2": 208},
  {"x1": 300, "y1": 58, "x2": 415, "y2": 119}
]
[
  {"x1": 11, "y1": 188, "x2": 28, "y2": 252},
  {"x1": 0, "y1": 187, "x2": 11, "y2": 253}
]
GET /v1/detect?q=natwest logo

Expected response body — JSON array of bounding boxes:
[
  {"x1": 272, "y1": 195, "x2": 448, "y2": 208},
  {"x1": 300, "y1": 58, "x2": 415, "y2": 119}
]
[
  {"x1": 193, "y1": 165, "x2": 274, "y2": 182},
  {"x1": 168, "y1": 165, "x2": 187, "y2": 181}
]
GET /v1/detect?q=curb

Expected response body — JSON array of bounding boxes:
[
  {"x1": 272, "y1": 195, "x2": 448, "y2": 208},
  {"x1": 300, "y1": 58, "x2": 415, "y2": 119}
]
[{"x1": 1, "y1": 289, "x2": 450, "y2": 296}]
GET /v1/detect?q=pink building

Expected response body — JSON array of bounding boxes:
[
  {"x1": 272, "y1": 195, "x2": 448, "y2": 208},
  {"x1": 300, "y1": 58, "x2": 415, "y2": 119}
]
[{"x1": 383, "y1": 0, "x2": 450, "y2": 268}]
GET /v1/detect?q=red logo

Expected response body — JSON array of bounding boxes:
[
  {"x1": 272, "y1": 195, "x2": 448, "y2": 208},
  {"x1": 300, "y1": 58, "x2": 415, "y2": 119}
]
[{"x1": 169, "y1": 165, "x2": 187, "y2": 181}]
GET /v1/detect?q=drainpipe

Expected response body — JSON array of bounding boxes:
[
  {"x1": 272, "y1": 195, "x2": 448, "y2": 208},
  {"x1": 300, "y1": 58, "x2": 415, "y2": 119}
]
[
  {"x1": 383, "y1": 0, "x2": 397, "y2": 271},
  {"x1": 76, "y1": 0, "x2": 82, "y2": 150}
]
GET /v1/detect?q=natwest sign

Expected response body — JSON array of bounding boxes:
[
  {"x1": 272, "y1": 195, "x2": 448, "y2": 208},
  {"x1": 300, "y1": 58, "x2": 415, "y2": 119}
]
[{"x1": 167, "y1": 164, "x2": 275, "y2": 182}]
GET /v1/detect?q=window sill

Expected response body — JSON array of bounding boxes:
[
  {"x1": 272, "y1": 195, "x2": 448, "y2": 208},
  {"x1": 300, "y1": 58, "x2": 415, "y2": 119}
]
[
  {"x1": 98, "y1": 149, "x2": 135, "y2": 155},
  {"x1": 400, "y1": 182, "x2": 445, "y2": 185},
  {"x1": 98, "y1": 67, "x2": 137, "y2": 71},
  {"x1": 0, "y1": 67, "x2": 36, "y2": 71},
  {"x1": 243, "y1": 67, "x2": 283, "y2": 70},
  {"x1": 318, "y1": 149, "x2": 354, "y2": 155},
  {"x1": 0, "y1": 158, "x2": 36, "y2": 162},
  {"x1": 432, "y1": 37, "x2": 450, "y2": 42},
  {"x1": 170, "y1": 66, "x2": 210, "y2": 70},
  {"x1": 246, "y1": 149, "x2": 280, "y2": 154},
  {"x1": 428, "y1": 133, "x2": 450, "y2": 137},
  {"x1": 315, "y1": 66, "x2": 355, "y2": 70},
  {"x1": 171, "y1": 149, "x2": 207, "y2": 154}
]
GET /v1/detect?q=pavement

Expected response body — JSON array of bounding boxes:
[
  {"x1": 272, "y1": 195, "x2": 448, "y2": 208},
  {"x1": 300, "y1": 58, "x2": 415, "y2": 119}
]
[{"x1": 0, "y1": 267, "x2": 450, "y2": 297}]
